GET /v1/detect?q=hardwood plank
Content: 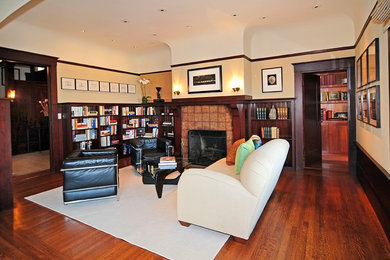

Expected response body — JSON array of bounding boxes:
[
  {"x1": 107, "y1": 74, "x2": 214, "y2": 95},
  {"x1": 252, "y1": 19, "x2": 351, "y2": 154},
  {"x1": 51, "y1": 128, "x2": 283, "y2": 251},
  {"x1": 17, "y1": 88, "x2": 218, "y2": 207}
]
[{"x1": 0, "y1": 165, "x2": 389, "y2": 259}]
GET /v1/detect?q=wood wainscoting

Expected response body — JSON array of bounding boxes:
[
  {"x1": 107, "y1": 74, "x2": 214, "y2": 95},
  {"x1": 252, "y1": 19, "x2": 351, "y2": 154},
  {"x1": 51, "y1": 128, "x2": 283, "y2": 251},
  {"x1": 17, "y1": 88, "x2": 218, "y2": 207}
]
[{"x1": 356, "y1": 143, "x2": 390, "y2": 240}]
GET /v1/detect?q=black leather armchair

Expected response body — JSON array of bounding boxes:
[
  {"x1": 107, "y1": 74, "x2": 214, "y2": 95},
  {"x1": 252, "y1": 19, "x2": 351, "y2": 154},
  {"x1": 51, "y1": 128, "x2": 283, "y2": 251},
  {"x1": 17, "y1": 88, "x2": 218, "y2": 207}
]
[
  {"x1": 61, "y1": 148, "x2": 118, "y2": 204},
  {"x1": 129, "y1": 137, "x2": 173, "y2": 173}
]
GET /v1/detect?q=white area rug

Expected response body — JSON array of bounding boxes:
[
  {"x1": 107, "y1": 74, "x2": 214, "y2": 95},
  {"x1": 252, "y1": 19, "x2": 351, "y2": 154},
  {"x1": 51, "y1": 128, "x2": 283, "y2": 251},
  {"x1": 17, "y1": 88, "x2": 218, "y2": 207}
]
[{"x1": 26, "y1": 166, "x2": 229, "y2": 260}]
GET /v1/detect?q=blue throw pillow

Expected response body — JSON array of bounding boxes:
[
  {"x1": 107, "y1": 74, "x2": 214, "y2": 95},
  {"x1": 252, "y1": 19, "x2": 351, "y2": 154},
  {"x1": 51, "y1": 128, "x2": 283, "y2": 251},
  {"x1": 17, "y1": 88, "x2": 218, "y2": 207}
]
[{"x1": 234, "y1": 139, "x2": 255, "y2": 174}]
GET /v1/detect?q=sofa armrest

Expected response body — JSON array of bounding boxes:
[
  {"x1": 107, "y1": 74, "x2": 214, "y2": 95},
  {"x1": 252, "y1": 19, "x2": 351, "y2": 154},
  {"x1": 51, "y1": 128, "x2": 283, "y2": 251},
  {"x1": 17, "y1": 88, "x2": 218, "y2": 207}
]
[
  {"x1": 177, "y1": 168, "x2": 257, "y2": 238},
  {"x1": 129, "y1": 138, "x2": 143, "y2": 148},
  {"x1": 80, "y1": 148, "x2": 117, "y2": 157}
]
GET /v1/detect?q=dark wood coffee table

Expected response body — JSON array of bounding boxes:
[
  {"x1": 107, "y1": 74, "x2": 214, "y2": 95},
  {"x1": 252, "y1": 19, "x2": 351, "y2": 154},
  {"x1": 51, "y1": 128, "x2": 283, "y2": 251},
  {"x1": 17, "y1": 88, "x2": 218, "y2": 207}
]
[{"x1": 141, "y1": 158, "x2": 188, "y2": 198}]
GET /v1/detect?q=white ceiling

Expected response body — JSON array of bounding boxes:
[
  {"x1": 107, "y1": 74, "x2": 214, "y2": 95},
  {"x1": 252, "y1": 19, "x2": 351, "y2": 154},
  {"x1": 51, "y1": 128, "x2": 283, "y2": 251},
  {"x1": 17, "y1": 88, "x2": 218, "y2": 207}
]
[{"x1": 1, "y1": 0, "x2": 376, "y2": 53}]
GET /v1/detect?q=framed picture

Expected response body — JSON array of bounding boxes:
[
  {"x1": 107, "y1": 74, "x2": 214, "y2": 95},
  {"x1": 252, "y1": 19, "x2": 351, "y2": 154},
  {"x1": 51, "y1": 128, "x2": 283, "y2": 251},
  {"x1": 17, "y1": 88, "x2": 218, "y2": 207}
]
[
  {"x1": 362, "y1": 89, "x2": 369, "y2": 123},
  {"x1": 356, "y1": 91, "x2": 363, "y2": 121},
  {"x1": 119, "y1": 83, "x2": 128, "y2": 93},
  {"x1": 368, "y1": 85, "x2": 380, "y2": 127},
  {"x1": 328, "y1": 91, "x2": 341, "y2": 101},
  {"x1": 361, "y1": 51, "x2": 368, "y2": 86},
  {"x1": 76, "y1": 79, "x2": 88, "y2": 91},
  {"x1": 356, "y1": 57, "x2": 362, "y2": 88},
  {"x1": 110, "y1": 82, "x2": 119, "y2": 93},
  {"x1": 100, "y1": 81, "x2": 110, "y2": 92},
  {"x1": 14, "y1": 68, "x2": 20, "y2": 80},
  {"x1": 88, "y1": 80, "x2": 99, "y2": 91},
  {"x1": 128, "y1": 84, "x2": 136, "y2": 94},
  {"x1": 188, "y1": 65, "x2": 222, "y2": 94},
  {"x1": 261, "y1": 67, "x2": 283, "y2": 93},
  {"x1": 368, "y1": 38, "x2": 379, "y2": 83},
  {"x1": 61, "y1": 77, "x2": 75, "y2": 90}
]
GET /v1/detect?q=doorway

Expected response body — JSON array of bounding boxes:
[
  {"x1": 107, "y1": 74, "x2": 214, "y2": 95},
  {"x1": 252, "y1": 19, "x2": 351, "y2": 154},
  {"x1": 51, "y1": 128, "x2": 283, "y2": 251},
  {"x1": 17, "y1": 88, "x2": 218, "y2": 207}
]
[
  {"x1": 294, "y1": 57, "x2": 356, "y2": 173},
  {"x1": 1, "y1": 62, "x2": 51, "y2": 175},
  {"x1": 303, "y1": 71, "x2": 349, "y2": 169}
]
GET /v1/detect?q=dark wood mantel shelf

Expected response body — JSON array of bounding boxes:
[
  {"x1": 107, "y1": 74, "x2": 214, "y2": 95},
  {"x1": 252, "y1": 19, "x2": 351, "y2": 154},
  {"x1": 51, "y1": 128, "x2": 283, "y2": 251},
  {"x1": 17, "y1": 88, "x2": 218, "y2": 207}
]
[{"x1": 171, "y1": 95, "x2": 252, "y2": 105}]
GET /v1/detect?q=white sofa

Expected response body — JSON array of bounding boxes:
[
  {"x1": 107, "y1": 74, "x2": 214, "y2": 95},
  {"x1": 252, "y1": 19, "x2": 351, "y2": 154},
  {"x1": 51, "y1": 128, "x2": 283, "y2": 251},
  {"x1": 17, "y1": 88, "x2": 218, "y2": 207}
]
[{"x1": 177, "y1": 139, "x2": 289, "y2": 240}]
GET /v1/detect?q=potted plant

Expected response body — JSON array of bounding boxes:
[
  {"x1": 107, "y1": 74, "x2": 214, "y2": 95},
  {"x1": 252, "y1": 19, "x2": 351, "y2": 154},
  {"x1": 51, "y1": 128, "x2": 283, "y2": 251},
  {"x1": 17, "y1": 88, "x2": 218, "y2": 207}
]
[{"x1": 139, "y1": 78, "x2": 151, "y2": 103}]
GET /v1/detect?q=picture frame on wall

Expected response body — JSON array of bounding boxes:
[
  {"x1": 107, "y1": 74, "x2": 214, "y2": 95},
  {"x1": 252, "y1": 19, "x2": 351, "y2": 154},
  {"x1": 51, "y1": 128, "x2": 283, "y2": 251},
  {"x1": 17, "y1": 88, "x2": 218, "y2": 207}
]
[
  {"x1": 361, "y1": 51, "x2": 368, "y2": 86},
  {"x1": 261, "y1": 67, "x2": 283, "y2": 93},
  {"x1": 367, "y1": 38, "x2": 379, "y2": 83},
  {"x1": 356, "y1": 57, "x2": 362, "y2": 88},
  {"x1": 188, "y1": 65, "x2": 222, "y2": 94},
  {"x1": 368, "y1": 85, "x2": 380, "y2": 128},
  {"x1": 88, "y1": 80, "x2": 99, "y2": 91},
  {"x1": 128, "y1": 84, "x2": 136, "y2": 94},
  {"x1": 362, "y1": 89, "x2": 369, "y2": 123},
  {"x1": 119, "y1": 83, "x2": 128, "y2": 93},
  {"x1": 61, "y1": 77, "x2": 75, "y2": 90},
  {"x1": 99, "y1": 81, "x2": 110, "y2": 92},
  {"x1": 75, "y1": 79, "x2": 88, "y2": 91},
  {"x1": 356, "y1": 91, "x2": 363, "y2": 121},
  {"x1": 110, "y1": 82, "x2": 119, "y2": 93}
]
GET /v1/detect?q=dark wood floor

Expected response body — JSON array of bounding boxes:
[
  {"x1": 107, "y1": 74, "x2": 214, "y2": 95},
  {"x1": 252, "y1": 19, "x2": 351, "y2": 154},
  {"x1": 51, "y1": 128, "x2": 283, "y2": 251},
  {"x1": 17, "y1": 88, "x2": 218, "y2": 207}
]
[{"x1": 1, "y1": 163, "x2": 389, "y2": 259}]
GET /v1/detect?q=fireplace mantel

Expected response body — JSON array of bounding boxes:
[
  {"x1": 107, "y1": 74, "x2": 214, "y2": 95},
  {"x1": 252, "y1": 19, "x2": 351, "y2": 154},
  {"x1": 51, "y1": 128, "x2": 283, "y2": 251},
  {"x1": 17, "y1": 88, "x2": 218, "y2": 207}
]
[{"x1": 171, "y1": 95, "x2": 252, "y2": 106}]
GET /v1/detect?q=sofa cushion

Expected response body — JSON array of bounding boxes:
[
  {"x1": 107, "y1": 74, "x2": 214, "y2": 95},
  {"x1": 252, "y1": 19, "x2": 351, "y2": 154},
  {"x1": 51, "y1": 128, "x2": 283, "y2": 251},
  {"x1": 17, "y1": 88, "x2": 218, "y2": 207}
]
[
  {"x1": 226, "y1": 138, "x2": 245, "y2": 166},
  {"x1": 234, "y1": 139, "x2": 255, "y2": 174},
  {"x1": 250, "y1": 135, "x2": 262, "y2": 149}
]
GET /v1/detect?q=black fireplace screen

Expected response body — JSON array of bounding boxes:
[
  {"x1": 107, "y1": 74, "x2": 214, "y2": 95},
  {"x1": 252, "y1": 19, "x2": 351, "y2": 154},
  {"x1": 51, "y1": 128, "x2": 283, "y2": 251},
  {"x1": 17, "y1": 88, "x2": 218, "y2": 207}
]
[{"x1": 188, "y1": 130, "x2": 227, "y2": 166}]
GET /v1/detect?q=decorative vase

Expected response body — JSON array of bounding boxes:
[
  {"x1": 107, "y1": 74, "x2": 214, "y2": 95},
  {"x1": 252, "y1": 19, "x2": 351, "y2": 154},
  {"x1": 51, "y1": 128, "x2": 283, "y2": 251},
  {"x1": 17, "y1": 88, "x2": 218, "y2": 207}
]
[{"x1": 142, "y1": 96, "x2": 148, "y2": 103}]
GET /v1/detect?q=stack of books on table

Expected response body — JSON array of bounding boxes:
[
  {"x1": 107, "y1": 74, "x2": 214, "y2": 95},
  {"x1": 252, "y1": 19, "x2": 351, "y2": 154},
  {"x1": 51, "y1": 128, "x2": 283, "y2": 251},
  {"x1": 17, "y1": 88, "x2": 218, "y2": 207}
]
[{"x1": 158, "y1": 156, "x2": 177, "y2": 170}]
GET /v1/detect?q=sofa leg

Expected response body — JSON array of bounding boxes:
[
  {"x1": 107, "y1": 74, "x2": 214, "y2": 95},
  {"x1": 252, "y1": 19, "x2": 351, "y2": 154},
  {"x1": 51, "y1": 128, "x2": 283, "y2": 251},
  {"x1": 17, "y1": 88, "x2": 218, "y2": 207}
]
[
  {"x1": 179, "y1": 221, "x2": 191, "y2": 227},
  {"x1": 232, "y1": 236, "x2": 248, "y2": 244}
]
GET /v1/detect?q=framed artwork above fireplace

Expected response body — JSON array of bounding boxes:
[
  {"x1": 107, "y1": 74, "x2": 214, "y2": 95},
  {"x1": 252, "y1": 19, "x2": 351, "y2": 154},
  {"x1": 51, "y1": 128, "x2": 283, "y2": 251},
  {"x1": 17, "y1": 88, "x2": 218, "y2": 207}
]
[{"x1": 188, "y1": 65, "x2": 222, "y2": 94}]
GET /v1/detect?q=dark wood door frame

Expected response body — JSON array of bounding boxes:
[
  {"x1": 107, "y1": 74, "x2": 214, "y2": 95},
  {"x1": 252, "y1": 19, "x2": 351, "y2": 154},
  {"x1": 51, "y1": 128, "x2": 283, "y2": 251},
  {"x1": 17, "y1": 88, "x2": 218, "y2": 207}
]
[
  {"x1": 293, "y1": 57, "x2": 356, "y2": 173},
  {"x1": 0, "y1": 47, "x2": 63, "y2": 172}
]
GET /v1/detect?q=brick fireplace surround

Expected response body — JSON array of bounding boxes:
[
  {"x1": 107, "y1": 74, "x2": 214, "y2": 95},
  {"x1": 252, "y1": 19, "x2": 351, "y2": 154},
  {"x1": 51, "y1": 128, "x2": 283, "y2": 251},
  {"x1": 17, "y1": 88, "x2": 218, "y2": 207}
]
[{"x1": 180, "y1": 105, "x2": 233, "y2": 160}]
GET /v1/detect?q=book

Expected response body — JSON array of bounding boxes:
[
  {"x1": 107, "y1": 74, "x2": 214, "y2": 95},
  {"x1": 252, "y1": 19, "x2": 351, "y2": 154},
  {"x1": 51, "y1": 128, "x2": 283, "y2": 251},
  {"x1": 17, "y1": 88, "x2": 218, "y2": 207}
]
[{"x1": 160, "y1": 156, "x2": 176, "y2": 163}]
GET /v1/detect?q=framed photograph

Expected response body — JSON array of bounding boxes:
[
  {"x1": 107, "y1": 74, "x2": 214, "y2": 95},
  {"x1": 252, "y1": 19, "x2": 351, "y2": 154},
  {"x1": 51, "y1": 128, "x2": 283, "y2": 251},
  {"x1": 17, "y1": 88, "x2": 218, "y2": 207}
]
[
  {"x1": 110, "y1": 82, "x2": 119, "y2": 93},
  {"x1": 88, "y1": 80, "x2": 99, "y2": 91},
  {"x1": 119, "y1": 83, "x2": 128, "y2": 93},
  {"x1": 61, "y1": 77, "x2": 75, "y2": 90},
  {"x1": 188, "y1": 65, "x2": 222, "y2": 94},
  {"x1": 99, "y1": 81, "x2": 110, "y2": 92},
  {"x1": 328, "y1": 91, "x2": 341, "y2": 101},
  {"x1": 75, "y1": 79, "x2": 88, "y2": 91},
  {"x1": 361, "y1": 51, "x2": 368, "y2": 86},
  {"x1": 356, "y1": 91, "x2": 363, "y2": 121},
  {"x1": 14, "y1": 68, "x2": 20, "y2": 81},
  {"x1": 368, "y1": 85, "x2": 380, "y2": 127},
  {"x1": 362, "y1": 89, "x2": 369, "y2": 123},
  {"x1": 128, "y1": 84, "x2": 136, "y2": 94},
  {"x1": 261, "y1": 67, "x2": 283, "y2": 93},
  {"x1": 356, "y1": 57, "x2": 362, "y2": 88},
  {"x1": 368, "y1": 38, "x2": 379, "y2": 83}
]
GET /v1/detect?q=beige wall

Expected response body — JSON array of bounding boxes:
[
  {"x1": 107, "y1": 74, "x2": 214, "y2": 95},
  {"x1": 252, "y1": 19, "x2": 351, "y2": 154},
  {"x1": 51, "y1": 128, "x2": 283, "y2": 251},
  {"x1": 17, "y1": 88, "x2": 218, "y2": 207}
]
[
  {"x1": 355, "y1": 21, "x2": 390, "y2": 176},
  {"x1": 140, "y1": 71, "x2": 173, "y2": 102},
  {"x1": 57, "y1": 63, "x2": 140, "y2": 104}
]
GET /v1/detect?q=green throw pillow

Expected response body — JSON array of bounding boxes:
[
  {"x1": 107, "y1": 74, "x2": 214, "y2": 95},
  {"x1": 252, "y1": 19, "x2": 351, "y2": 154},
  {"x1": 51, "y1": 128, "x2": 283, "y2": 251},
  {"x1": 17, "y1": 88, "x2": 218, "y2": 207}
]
[{"x1": 234, "y1": 139, "x2": 255, "y2": 174}]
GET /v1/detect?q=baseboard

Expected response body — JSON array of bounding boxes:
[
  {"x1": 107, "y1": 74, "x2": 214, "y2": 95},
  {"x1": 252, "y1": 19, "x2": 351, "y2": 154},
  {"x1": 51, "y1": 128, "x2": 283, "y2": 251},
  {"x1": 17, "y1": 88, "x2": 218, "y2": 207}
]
[{"x1": 356, "y1": 143, "x2": 390, "y2": 240}]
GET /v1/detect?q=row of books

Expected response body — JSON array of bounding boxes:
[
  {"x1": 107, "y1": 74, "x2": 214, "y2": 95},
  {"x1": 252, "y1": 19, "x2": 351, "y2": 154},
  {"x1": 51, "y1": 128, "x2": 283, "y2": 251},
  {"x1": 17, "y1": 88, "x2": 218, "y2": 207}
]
[
  {"x1": 320, "y1": 91, "x2": 348, "y2": 101},
  {"x1": 71, "y1": 106, "x2": 99, "y2": 117},
  {"x1": 75, "y1": 140, "x2": 93, "y2": 150},
  {"x1": 122, "y1": 118, "x2": 151, "y2": 129},
  {"x1": 72, "y1": 118, "x2": 98, "y2": 130},
  {"x1": 256, "y1": 107, "x2": 289, "y2": 120},
  {"x1": 72, "y1": 129, "x2": 98, "y2": 142},
  {"x1": 99, "y1": 116, "x2": 117, "y2": 126},
  {"x1": 99, "y1": 105, "x2": 119, "y2": 115},
  {"x1": 158, "y1": 156, "x2": 177, "y2": 169},
  {"x1": 260, "y1": 127, "x2": 280, "y2": 139},
  {"x1": 123, "y1": 129, "x2": 137, "y2": 140},
  {"x1": 100, "y1": 125, "x2": 117, "y2": 136},
  {"x1": 100, "y1": 136, "x2": 112, "y2": 147}
]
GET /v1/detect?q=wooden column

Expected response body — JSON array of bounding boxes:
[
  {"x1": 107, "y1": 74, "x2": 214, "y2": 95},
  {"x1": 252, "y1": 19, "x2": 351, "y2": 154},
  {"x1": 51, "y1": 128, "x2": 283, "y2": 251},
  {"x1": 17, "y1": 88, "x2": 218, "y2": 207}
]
[{"x1": 0, "y1": 98, "x2": 13, "y2": 210}]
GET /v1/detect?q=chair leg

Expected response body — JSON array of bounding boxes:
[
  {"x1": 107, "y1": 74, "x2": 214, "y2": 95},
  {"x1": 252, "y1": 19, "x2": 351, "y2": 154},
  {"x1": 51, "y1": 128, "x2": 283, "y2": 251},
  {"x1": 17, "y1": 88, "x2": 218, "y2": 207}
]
[{"x1": 179, "y1": 221, "x2": 190, "y2": 227}]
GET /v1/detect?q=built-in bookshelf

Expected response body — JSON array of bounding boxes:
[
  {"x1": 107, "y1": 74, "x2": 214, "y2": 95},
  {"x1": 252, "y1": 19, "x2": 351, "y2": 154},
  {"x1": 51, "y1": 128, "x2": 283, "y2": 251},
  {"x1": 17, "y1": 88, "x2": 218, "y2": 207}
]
[
  {"x1": 70, "y1": 105, "x2": 99, "y2": 150},
  {"x1": 98, "y1": 105, "x2": 119, "y2": 147},
  {"x1": 249, "y1": 98, "x2": 294, "y2": 168},
  {"x1": 160, "y1": 104, "x2": 175, "y2": 139}
]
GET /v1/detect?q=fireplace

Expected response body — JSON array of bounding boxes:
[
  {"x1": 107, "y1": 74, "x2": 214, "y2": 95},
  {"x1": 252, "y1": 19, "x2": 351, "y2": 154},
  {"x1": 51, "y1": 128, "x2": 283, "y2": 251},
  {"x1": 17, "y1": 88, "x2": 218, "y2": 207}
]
[{"x1": 188, "y1": 130, "x2": 227, "y2": 166}]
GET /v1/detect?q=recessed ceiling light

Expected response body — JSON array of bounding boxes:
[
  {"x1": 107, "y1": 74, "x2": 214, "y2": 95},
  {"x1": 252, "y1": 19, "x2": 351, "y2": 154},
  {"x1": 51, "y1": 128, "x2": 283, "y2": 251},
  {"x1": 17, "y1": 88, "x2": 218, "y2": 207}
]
[
  {"x1": 260, "y1": 16, "x2": 267, "y2": 20},
  {"x1": 159, "y1": 9, "x2": 166, "y2": 12},
  {"x1": 81, "y1": 29, "x2": 86, "y2": 33},
  {"x1": 185, "y1": 25, "x2": 192, "y2": 28},
  {"x1": 122, "y1": 20, "x2": 128, "y2": 23},
  {"x1": 152, "y1": 33, "x2": 157, "y2": 36},
  {"x1": 314, "y1": 5, "x2": 319, "y2": 9},
  {"x1": 232, "y1": 14, "x2": 237, "y2": 17}
]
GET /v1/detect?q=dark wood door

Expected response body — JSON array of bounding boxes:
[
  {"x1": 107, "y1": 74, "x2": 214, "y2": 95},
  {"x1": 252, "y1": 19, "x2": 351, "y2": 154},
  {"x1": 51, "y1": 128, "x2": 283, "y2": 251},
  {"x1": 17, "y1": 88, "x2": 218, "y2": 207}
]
[{"x1": 303, "y1": 74, "x2": 322, "y2": 167}]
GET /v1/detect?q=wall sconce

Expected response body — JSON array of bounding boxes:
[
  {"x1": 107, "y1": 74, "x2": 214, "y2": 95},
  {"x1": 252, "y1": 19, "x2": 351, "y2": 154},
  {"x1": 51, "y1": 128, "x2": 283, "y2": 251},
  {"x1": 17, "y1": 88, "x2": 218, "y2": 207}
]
[
  {"x1": 232, "y1": 87, "x2": 240, "y2": 92},
  {"x1": 173, "y1": 90, "x2": 181, "y2": 96},
  {"x1": 7, "y1": 89, "x2": 16, "y2": 101}
]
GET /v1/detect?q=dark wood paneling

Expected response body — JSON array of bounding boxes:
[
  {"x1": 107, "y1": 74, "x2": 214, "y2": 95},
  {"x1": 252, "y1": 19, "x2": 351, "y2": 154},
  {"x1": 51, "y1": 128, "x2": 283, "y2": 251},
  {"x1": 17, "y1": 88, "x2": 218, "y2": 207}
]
[
  {"x1": 356, "y1": 143, "x2": 390, "y2": 240},
  {"x1": 0, "y1": 99, "x2": 13, "y2": 210},
  {"x1": 58, "y1": 60, "x2": 140, "y2": 76}
]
